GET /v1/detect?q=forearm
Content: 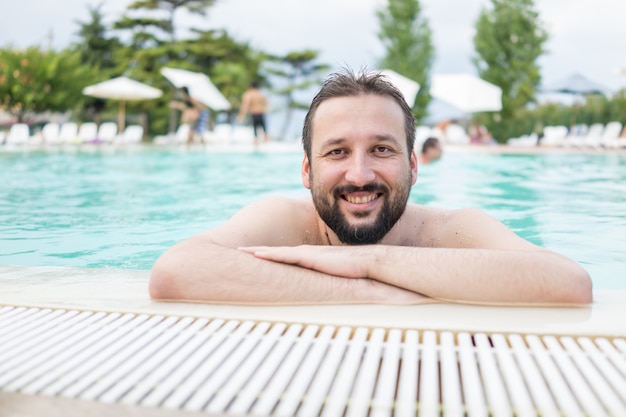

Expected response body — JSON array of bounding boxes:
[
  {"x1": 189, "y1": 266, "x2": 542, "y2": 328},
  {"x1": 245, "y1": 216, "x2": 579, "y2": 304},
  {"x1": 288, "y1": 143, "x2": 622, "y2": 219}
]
[
  {"x1": 367, "y1": 246, "x2": 592, "y2": 305},
  {"x1": 246, "y1": 245, "x2": 592, "y2": 305},
  {"x1": 150, "y1": 241, "x2": 427, "y2": 305}
]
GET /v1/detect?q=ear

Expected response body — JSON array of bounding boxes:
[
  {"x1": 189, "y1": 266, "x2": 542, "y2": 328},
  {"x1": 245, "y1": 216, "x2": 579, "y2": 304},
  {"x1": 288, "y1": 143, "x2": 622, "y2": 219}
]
[
  {"x1": 410, "y1": 150, "x2": 418, "y2": 185},
  {"x1": 302, "y1": 153, "x2": 311, "y2": 189}
]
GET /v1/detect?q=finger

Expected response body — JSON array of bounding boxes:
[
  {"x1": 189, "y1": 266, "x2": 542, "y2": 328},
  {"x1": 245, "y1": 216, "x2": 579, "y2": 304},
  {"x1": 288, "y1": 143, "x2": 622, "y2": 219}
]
[
  {"x1": 238, "y1": 246, "x2": 289, "y2": 261},
  {"x1": 238, "y1": 246, "x2": 262, "y2": 254}
]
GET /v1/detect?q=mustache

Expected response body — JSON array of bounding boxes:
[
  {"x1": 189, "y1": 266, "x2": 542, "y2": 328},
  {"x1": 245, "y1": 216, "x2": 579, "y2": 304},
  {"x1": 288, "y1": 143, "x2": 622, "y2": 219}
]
[{"x1": 333, "y1": 183, "x2": 389, "y2": 197}]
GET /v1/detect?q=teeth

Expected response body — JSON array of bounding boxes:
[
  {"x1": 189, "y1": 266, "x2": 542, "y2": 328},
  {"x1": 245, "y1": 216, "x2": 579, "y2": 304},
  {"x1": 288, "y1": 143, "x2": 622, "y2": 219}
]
[{"x1": 346, "y1": 194, "x2": 376, "y2": 204}]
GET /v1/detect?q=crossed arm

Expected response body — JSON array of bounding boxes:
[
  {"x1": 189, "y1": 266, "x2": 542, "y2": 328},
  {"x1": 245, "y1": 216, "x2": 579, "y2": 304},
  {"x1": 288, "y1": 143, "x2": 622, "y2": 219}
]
[
  {"x1": 240, "y1": 244, "x2": 592, "y2": 306},
  {"x1": 149, "y1": 199, "x2": 592, "y2": 306}
]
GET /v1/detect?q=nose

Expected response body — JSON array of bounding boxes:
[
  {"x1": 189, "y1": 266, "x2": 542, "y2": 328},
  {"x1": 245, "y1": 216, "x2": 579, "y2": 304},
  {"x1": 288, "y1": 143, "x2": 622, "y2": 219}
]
[{"x1": 344, "y1": 154, "x2": 376, "y2": 186}]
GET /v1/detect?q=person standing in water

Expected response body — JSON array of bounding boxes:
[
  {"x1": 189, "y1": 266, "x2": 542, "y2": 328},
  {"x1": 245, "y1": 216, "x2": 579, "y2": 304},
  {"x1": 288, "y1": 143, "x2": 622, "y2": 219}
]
[
  {"x1": 237, "y1": 81, "x2": 270, "y2": 143},
  {"x1": 170, "y1": 86, "x2": 207, "y2": 144}
]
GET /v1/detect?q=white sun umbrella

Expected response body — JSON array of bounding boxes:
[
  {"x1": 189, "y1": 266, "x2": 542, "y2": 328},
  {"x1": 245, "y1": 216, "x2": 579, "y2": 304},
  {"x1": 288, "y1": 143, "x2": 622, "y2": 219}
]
[
  {"x1": 160, "y1": 67, "x2": 231, "y2": 111},
  {"x1": 82, "y1": 76, "x2": 163, "y2": 130},
  {"x1": 380, "y1": 69, "x2": 420, "y2": 107},
  {"x1": 431, "y1": 73, "x2": 502, "y2": 113}
]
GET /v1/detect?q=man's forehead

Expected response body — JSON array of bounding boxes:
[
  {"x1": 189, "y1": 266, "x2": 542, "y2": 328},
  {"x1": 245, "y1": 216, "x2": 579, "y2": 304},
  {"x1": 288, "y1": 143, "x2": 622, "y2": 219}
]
[{"x1": 310, "y1": 94, "x2": 406, "y2": 144}]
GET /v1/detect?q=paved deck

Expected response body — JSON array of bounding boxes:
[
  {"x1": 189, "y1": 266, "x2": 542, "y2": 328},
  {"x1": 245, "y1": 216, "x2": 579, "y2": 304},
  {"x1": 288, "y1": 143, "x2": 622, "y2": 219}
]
[{"x1": 1, "y1": 265, "x2": 625, "y2": 416}]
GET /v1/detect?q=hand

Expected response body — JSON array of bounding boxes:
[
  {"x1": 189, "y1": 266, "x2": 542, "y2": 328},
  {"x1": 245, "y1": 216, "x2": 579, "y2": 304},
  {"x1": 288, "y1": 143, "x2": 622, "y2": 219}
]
[
  {"x1": 239, "y1": 245, "x2": 370, "y2": 279},
  {"x1": 239, "y1": 245, "x2": 434, "y2": 304}
]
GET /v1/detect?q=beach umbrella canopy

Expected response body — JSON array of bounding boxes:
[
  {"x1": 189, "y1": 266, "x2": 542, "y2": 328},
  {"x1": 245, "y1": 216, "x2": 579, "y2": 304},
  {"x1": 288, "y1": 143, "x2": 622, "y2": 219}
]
[
  {"x1": 541, "y1": 73, "x2": 610, "y2": 96},
  {"x1": 422, "y1": 98, "x2": 470, "y2": 125},
  {"x1": 82, "y1": 76, "x2": 163, "y2": 130},
  {"x1": 160, "y1": 67, "x2": 231, "y2": 111},
  {"x1": 431, "y1": 73, "x2": 502, "y2": 113},
  {"x1": 380, "y1": 69, "x2": 420, "y2": 107}
]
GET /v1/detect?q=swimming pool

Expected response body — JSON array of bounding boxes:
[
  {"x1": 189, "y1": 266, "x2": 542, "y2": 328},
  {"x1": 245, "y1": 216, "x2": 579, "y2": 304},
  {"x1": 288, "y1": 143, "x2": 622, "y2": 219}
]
[{"x1": 1, "y1": 146, "x2": 625, "y2": 290}]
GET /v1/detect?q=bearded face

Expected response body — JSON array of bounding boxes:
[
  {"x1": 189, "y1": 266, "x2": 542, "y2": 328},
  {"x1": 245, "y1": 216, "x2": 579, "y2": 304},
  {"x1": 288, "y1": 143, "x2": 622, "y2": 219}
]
[
  {"x1": 310, "y1": 171, "x2": 413, "y2": 244},
  {"x1": 302, "y1": 94, "x2": 417, "y2": 245}
]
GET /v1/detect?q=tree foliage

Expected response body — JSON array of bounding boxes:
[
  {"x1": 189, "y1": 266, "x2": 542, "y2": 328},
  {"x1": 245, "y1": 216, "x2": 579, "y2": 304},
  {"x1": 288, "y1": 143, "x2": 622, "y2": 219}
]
[
  {"x1": 118, "y1": 0, "x2": 217, "y2": 42},
  {"x1": 0, "y1": 48, "x2": 94, "y2": 122},
  {"x1": 472, "y1": 0, "x2": 548, "y2": 141},
  {"x1": 71, "y1": 3, "x2": 123, "y2": 72},
  {"x1": 376, "y1": 0, "x2": 434, "y2": 123},
  {"x1": 505, "y1": 89, "x2": 626, "y2": 141}
]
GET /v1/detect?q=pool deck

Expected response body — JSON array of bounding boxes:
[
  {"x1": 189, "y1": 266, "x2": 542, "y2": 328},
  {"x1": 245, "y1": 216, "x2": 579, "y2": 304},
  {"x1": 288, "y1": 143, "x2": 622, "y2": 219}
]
[
  {"x1": 2, "y1": 138, "x2": 626, "y2": 156},
  {"x1": 185, "y1": 141, "x2": 626, "y2": 156},
  {"x1": 1, "y1": 264, "x2": 624, "y2": 338},
  {"x1": 1, "y1": 265, "x2": 625, "y2": 417}
]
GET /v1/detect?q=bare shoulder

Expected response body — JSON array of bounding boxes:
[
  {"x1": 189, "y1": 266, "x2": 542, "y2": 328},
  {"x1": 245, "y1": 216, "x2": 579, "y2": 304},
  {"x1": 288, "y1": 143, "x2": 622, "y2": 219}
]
[
  {"x1": 405, "y1": 205, "x2": 536, "y2": 250},
  {"x1": 205, "y1": 196, "x2": 319, "y2": 248}
]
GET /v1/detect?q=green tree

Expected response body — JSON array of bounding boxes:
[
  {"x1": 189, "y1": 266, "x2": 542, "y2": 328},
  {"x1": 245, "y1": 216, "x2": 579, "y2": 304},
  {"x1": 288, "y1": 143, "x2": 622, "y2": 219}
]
[
  {"x1": 0, "y1": 47, "x2": 94, "y2": 122},
  {"x1": 473, "y1": 0, "x2": 548, "y2": 141},
  {"x1": 377, "y1": 0, "x2": 434, "y2": 122},
  {"x1": 72, "y1": 3, "x2": 122, "y2": 71},
  {"x1": 266, "y1": 50, "x2": 330, "y2": 141},
  {"x1": 116, "y1": 0, "x2": 217, "y2": 43}
]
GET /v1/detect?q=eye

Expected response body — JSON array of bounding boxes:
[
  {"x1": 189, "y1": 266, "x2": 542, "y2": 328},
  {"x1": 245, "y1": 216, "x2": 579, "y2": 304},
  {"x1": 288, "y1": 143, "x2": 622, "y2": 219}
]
[
  {"x1": 373, "y1": 146, "x2": 393, "y2": 156},
  {"x1": 326, "y1": 148, "x2": 347, "y2": 158}
]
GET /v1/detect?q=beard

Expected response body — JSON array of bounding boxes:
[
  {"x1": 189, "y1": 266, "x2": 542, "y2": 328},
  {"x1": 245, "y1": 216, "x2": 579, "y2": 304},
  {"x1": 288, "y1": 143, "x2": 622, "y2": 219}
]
[{"x1": 311, "y1": 175, "x2": 412, "y2": 245}]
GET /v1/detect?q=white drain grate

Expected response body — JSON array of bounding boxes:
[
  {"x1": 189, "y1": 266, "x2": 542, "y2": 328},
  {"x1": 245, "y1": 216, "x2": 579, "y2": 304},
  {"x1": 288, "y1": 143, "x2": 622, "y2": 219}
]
[{"x1": 0, "y1": 305, "x2": 625, "y2": 416}]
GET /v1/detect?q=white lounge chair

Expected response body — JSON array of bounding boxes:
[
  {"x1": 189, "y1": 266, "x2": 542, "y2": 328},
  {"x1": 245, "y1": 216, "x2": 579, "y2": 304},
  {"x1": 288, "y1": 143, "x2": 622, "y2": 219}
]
[
  {"x1": 115, "y1": 125, "x2": 144, "y2": 144},
  {"x1": 58, "y1": 122, "x2": 79, "y2": 144},
  {"x1": 541, "y1": 125, "x2": 568, "y2": 147},
  {"x1": 4, "y1": 123, "x2": 30, "y2": 145},
  {"x1": 507, "y1": 133, "x2": 538, "y2": 147},
  {"x1": 77, "y1": 122, "x2": 98, "y2": 144},
  {"x1": 41, "y1": 122, "x2": 62, "y2": 145},
  {"x1": 570, "y1": 123, "x2": 603, "y2": 148},
  {"x1": 94, "y1": 122, "x2": 118, "y2": 143},
  {"x1": 597, "y1": 121, "x2": 623, "y2": 148},
  {"x1": 615, "y1": 127, "x2": 626, "y2": 148},
  {"x1": 153, "y1": 124, "x2": 190, "y2": 145}
]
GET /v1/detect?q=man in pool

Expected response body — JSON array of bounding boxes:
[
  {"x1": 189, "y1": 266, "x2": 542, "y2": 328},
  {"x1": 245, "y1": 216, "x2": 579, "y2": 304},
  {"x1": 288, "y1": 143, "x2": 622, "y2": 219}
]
[
  {"x1": 150, "y1": 69, "x2": 592, "y2": 306},
  {"x1": 418, "y1": 137, "x2": 442, "y2": 164}
]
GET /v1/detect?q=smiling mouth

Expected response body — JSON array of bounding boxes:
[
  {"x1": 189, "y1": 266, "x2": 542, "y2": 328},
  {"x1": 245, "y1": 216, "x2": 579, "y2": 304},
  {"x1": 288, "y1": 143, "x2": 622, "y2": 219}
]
[{"x1": 343, "y1": 193, "x2": 382, "y2": 204}]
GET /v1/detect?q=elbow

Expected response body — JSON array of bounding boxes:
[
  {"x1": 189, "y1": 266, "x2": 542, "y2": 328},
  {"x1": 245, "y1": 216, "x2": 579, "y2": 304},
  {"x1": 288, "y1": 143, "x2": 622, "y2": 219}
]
[
  {"x1": 149, "y1": 256, "x2": 182, "y2": 300},
  {"x1": 559, "y1": 264, "x2": 593, "y2": 305},
  {"x1": 575, "y1": 270, "x2": 594, "y2": 305}
]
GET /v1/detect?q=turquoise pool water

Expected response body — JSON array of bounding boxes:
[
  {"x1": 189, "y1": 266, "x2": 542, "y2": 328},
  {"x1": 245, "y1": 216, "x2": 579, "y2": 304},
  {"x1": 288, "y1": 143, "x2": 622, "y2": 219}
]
[{"x1": 1, "y1": 146, "x2": 625, "y2": 290}]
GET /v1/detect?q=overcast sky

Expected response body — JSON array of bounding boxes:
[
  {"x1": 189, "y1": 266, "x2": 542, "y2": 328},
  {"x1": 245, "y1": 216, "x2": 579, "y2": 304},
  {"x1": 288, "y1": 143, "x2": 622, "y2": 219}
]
[
  {"x1": 0, "y1": 0, "x2": 626, "y2": 90},
  {"x1": 2, "y1": 0, "x2": 625, "y2": 92}
]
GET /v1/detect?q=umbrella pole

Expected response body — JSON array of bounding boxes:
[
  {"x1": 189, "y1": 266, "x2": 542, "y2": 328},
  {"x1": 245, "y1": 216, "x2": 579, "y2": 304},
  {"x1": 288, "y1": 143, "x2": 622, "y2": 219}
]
[{"x1": 119, "y1": 101, "x2": 126, "y2": 132}]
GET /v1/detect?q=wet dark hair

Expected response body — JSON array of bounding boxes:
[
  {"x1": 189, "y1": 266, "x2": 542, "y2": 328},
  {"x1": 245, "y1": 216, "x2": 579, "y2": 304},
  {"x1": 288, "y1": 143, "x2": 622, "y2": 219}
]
[
  {"x1": 250, "y1": 81, "x2": 259, "y2": 88},
  {"x1": 181, "y1": 86, "x2": 190, "y2": 95},
  {"x1": 421, "y1": 137, "x2": 440, "y2": 154},
  {"x1": 302, "y1": 68, "x2": 416, "y2": 160}
]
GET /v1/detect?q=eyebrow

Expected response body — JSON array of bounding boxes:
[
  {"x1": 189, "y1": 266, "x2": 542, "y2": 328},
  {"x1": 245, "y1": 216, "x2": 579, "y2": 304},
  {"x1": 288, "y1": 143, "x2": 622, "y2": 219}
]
[{"x1": 320, "y1": 134, "x2": 402, "y2": 149}]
